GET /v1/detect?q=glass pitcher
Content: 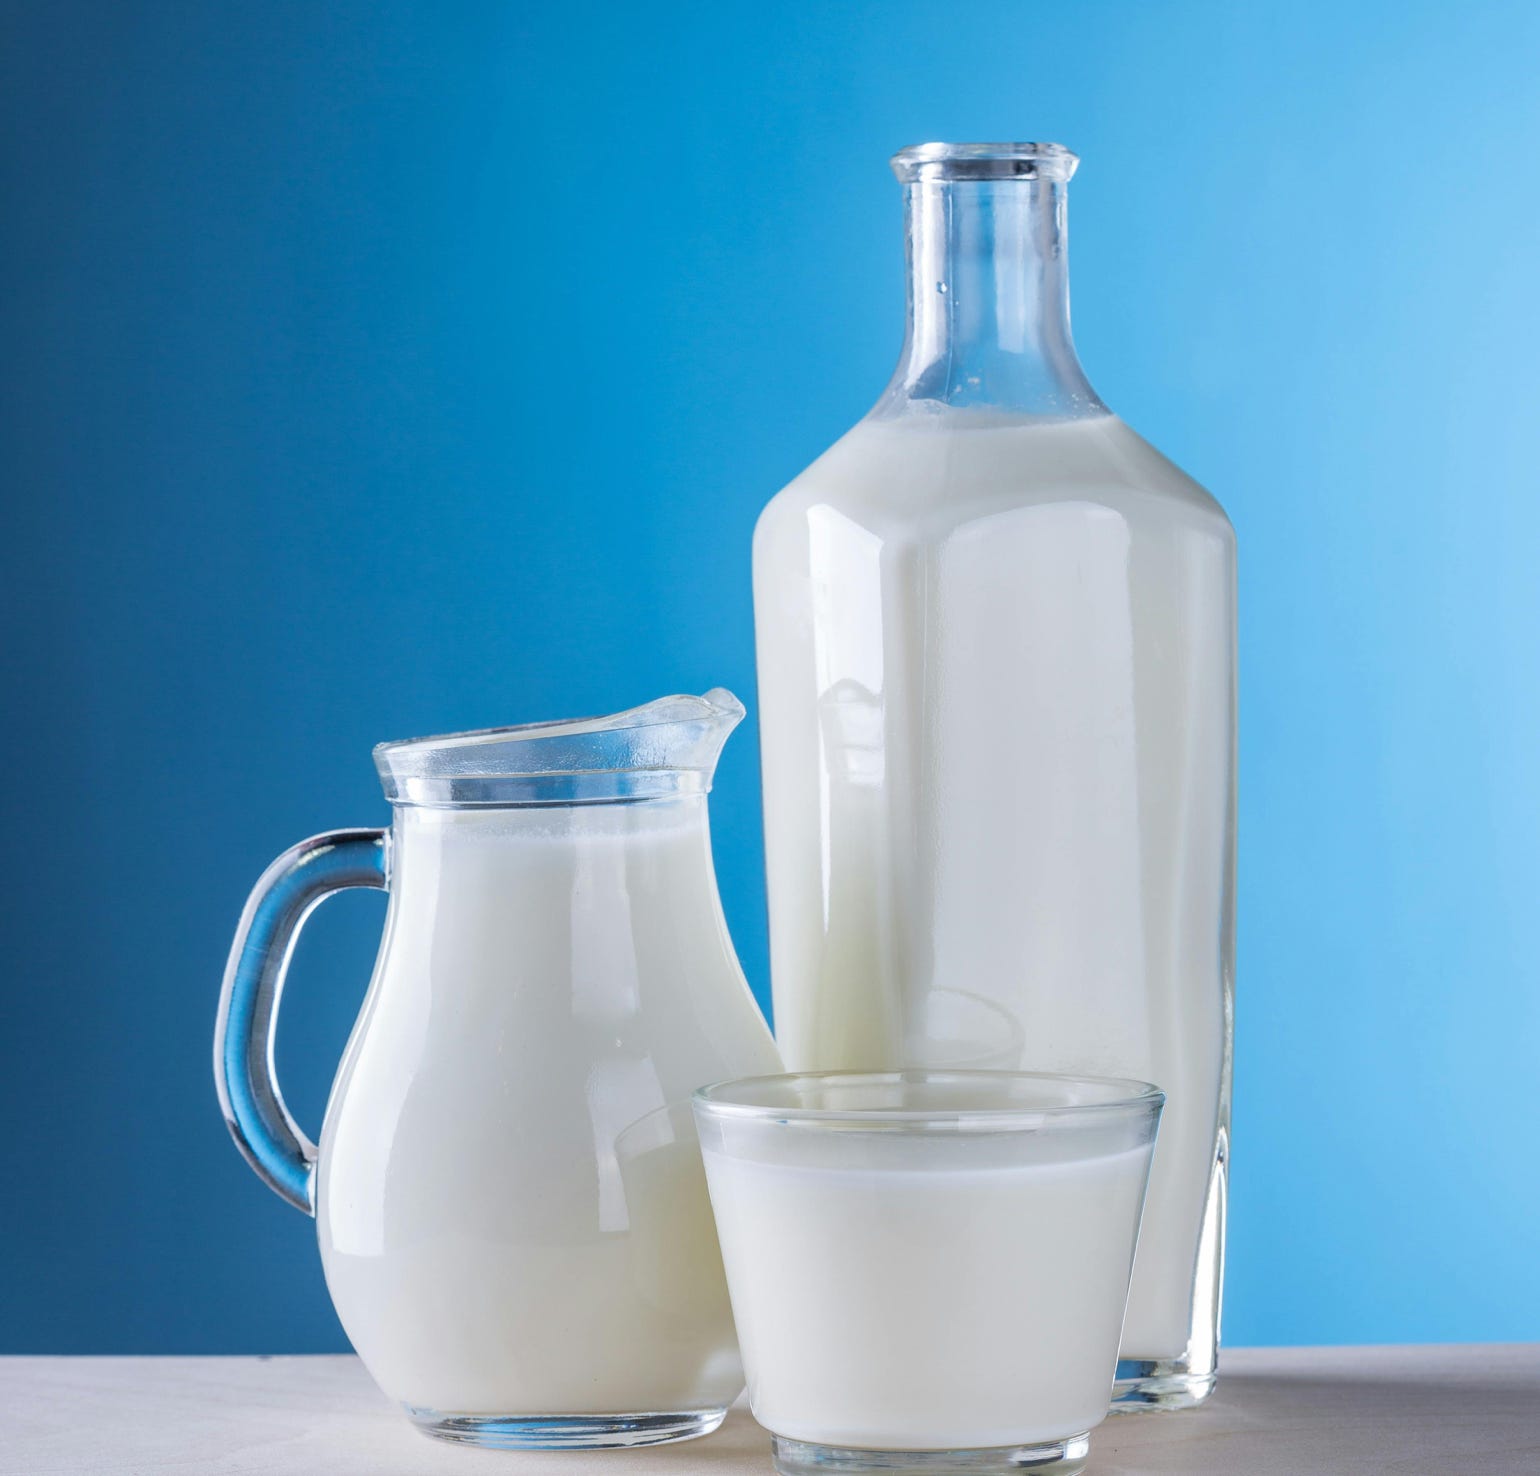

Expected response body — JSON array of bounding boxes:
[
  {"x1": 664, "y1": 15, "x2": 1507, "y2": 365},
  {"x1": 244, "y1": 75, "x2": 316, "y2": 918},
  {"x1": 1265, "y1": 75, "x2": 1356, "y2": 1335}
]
[{"x1": 214, "y1": 691, "x2": 782, "y2": 1449}]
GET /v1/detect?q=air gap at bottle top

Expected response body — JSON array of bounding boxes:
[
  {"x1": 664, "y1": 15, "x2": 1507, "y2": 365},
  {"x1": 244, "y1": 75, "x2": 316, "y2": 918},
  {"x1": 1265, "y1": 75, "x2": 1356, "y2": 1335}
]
[{"x1": 752, "y1": 142, "x2": 1236, "y2": 1409}]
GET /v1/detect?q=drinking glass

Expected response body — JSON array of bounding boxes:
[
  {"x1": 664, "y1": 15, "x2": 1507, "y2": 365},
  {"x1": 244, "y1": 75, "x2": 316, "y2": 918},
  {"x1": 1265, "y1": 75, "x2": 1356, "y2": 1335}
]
[{"x1": 693, "y1": 1071, "x2": 1162, "y2": 1476}]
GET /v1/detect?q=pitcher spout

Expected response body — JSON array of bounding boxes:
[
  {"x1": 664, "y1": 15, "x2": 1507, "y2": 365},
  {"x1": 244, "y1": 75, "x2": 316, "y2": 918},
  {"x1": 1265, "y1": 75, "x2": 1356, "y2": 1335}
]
[{"x1": 647, "y1": 687, "x2": 746, "y2": 786}]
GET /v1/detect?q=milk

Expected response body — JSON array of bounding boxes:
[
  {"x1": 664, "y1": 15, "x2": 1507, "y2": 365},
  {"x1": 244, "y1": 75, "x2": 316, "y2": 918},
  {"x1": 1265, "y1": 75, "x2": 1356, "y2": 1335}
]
[
  {"x1": 315, "y1": 797, "x2": 782, "y2": 1416},
  {"x1": 701, "y1": 1131, "x2": 1155, "y2": 1448},
  {"x1": 753, "y1": 411, "x2": 1235, "y2": 1363}
]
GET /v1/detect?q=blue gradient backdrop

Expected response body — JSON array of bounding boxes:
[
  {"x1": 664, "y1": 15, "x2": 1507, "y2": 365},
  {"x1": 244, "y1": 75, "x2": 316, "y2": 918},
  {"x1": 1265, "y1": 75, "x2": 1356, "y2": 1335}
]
[{"x1": 3, "y1": 1, "x2": 1538, "y2": 1353}]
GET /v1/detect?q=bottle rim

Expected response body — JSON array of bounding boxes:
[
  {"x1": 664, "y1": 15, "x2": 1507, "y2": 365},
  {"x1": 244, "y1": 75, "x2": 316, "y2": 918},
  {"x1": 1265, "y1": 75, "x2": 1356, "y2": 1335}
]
[{"x1": 891, "y1": 141, "x2": 1079, "y2": 184}]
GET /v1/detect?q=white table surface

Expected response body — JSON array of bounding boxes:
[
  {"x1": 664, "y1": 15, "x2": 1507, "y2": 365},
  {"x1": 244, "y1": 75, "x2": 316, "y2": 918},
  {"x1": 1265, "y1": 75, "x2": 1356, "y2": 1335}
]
[{"x1": 2, "y1": 1345, "x2": 1537, "y2": 1475}]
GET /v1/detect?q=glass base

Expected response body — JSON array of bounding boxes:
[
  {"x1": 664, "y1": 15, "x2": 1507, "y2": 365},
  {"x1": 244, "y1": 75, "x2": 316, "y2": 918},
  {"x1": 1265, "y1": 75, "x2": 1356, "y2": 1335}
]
[
  {"x1": 1110, "y1": 1356, "x2": 1216, "y2": 1412},
  {"x1": 771, "y1": 1432, "x2": 1091, "y2": 1476},
  {"x1": 405, "y1": 1405, "x2": 729, "y2": 1449}
]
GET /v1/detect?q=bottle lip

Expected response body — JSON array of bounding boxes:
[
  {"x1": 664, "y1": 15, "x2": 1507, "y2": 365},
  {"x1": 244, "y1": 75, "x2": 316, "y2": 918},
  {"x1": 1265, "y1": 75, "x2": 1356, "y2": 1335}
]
[{"x1": 891, "y1": 141, "x2": 1079, "y2": 184}]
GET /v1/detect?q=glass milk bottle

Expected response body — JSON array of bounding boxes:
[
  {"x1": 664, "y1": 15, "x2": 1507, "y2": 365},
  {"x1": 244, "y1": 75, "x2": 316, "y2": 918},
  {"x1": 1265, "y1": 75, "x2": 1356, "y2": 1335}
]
[{"x1": 752, "y1": 143, "x2": 1235, "y2": 1409}]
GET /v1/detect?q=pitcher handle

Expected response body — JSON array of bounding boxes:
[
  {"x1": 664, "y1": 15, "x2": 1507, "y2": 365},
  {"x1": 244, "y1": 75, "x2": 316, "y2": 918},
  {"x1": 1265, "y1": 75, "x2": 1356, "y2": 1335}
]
[{"x1": 213, "y1": 828, "x2": 389, "y2": 1215}]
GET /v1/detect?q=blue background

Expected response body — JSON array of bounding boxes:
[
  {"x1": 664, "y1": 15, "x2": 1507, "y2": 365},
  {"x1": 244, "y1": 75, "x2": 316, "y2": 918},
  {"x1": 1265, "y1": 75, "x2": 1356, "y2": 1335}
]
[{"x1": 3, "y1": 0, "x2": 1537, "y2": 1354}]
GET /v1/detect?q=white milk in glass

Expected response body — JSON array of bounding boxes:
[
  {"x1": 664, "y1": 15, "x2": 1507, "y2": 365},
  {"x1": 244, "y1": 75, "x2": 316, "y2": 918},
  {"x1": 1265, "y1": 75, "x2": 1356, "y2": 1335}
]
[
  {"x1": 316, "y1": 799, "x2": 782, "y2": 1415},
  {"x1": 701, "y1": 1131, "x2": 1155, "y2": 1448},
  {"x1": 754, "y1": 412, "x2": 1235, "y2": 1370}
]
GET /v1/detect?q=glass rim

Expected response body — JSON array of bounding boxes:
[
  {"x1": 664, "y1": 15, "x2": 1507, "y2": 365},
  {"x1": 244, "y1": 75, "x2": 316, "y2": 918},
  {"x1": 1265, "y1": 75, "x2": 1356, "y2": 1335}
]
[
  {"x1": 890, "y1": 141, "x2": 1079, "y2": 184},
  {"x1": 693, "y1": 1068, "x2": 1163, "y2": 1130}
]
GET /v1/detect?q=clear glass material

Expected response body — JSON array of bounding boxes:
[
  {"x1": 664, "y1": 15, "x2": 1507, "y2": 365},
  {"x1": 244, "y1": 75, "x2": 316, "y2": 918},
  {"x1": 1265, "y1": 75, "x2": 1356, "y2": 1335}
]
[
  {"x1": 374, "y1": 688, "x2": 747, "y2": 806},
  {"x1": 878, "y1": 142, "x2": 1098, "y2": 417},
  {"x1": 752, "y1": 142, "x2": 1236, "y2": 1409},
  {"x1": 214, "y1": 692, "x2": 782, "y2": 1448},
  {"x1": 694, "y1": 1071, "x2": 1163, "y2": 1476}
]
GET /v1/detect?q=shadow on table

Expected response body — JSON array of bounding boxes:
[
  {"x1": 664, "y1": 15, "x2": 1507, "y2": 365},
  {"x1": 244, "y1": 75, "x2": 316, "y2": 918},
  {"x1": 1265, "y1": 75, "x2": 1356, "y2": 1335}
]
[
  {"x1": 426, "y1": 1407, "x2": 771, "y2": 1474},
  {"x1": 1092, "y1": 1363, "x2": 1540, "y2": 1476},
  {"x1": 448, "y1": 1359, "x2": 1540, "y2": 1476}
]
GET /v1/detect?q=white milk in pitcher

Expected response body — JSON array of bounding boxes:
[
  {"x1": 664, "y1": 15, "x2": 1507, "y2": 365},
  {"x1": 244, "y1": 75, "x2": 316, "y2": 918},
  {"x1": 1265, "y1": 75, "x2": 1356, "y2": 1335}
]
[
  {"x1": 754, "y1": 411, "x2": 1235, "y2": 1365},
  {"x1": 316, "y1": 798, "x2": 782, "y2": 1416}
]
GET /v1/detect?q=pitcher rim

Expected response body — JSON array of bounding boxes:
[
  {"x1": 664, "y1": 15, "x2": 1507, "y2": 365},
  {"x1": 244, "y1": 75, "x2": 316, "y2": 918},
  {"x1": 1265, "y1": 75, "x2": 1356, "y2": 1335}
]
[{"x1": 372, "y1": 689, "x2": 746, "y2": 809}]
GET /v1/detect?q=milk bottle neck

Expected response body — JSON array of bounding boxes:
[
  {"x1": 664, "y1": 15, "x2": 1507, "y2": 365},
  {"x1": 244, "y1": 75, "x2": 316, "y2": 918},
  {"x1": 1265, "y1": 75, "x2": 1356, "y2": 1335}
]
[{"x1": 877, "y1": 145, "x2": 1102, "y2": 419}]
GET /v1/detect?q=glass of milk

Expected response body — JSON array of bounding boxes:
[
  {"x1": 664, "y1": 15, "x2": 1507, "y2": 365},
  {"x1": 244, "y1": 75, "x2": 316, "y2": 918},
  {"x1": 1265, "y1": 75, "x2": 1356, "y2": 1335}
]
[{"x1": 694, "y1": 1071, "x2": 1162, "y2": 1476}]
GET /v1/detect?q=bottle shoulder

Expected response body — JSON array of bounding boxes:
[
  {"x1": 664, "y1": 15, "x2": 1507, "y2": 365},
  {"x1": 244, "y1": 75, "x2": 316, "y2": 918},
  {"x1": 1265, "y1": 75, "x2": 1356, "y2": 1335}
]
[
  {"x1": 756, "y1": 413, "x2": 1232, "y2": 548},
  {"x1": 1097, "y1": 416, "x2": 1232, "y2": 532}
]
